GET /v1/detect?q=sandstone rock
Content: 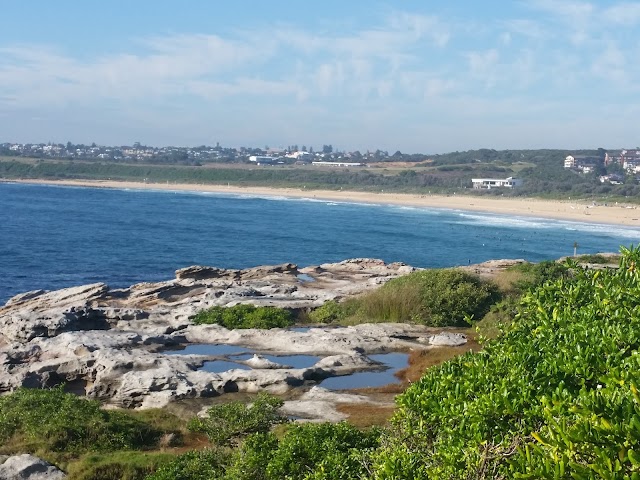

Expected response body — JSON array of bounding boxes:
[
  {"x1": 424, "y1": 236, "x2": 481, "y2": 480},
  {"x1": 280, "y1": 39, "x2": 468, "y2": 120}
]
[
  {"x1": 281, "y1": 386, "x2": 381, "y2": 422},
  {"x1": 0, "y1": 258, "x2": 476, "y2": 408},
  {"x1": 4, "y1": 290, "x2": 47, "y2": 307},
  {"x1": 175, "y1": 265, "x2": 234, "y2": 281},
  {"x1": 0, "y1": 454, "x2": 66, "y2": 479},
  {"x1": 244, "y1": 354, "x2": 291, "y2": 369},
  {"x1": 428, "y1": 332, "x2": 468, "y2": 347}
]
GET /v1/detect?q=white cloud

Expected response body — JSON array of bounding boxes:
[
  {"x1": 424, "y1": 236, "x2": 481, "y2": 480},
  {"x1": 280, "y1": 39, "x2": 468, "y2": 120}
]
[
  {"x1": 603, "y1": 2, "x2": 640, "y2": 25},
  {"x1": 503, "y1": 19, "x2": 548, "y2": 39},
  {"x1": 1, "y1": 4, "x2": 639, "y2": 150},
  {"x1": 467, "y1": 49, "x2": 500, "y2": 87},
  {"x1": 591, "y1": 42, "x2": 627, "y2": 84}
]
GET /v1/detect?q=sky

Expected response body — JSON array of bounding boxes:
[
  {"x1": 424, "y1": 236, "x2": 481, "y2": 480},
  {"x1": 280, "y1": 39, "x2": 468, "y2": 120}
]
[{"x1": 0, "y1": 1, "x2": 638, "y2": 153}]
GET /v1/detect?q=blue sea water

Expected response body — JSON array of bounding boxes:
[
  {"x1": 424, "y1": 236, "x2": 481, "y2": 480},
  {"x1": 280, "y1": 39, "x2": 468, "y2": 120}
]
[{"x1": 1, "y1": 182, "x2": 639, "y2": 304}]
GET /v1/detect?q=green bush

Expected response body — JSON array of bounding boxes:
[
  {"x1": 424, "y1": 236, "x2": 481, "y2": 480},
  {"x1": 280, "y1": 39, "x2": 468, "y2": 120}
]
[
  {"x1": 308, "y1": 300, "x2": 359, "y2": 324},
  {"x1": 224, "y1": 432, "x2": 279, "y2": 480},
  {"x1": 508, "y1": 259, "x2": 571, "y2": 292},
  {"x1": 145, "y1": 449, "x2": 227, "y2": 480},
  {"x1": 357, "y1": 269, "x2": 500, "y2": 326},
  {"x1": 188, "y1": 393, "x2": 288, "y2": 446},
  {"x1": 0, "y1": 387, "x2": 161, "y2": 455},
  {"x1": 192, "y1": 304, "x2": 294, "y2": 329},
  {"x1": 265, "y1": 422, "x2": 381, "y2": 480},
  {"x1": 576, "y1": 253, "x2": 618, "y2": 264},
  {"x1": 371, "y1": 246, "x2": 640, "y2": 478}
]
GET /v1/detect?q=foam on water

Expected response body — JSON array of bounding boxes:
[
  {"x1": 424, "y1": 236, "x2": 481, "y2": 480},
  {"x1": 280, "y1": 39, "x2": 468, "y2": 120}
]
[{"x1": 1, "y1": 182, "x2": 639, "y2": 302}]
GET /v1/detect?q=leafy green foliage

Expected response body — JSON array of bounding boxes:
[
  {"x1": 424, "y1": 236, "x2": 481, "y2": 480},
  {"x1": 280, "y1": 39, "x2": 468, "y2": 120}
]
[
  {"x1": 307, "y1": 300, "x2": 357, "y2": 323},
  {"x1": 508, "y1": 260, "x2": 571, "y2": 293},
  {"x1": 145, "y1": 423, "x2": 379, "y2": 480},
  {"x1": 371, "y1": 245, "x2": 640, "y2": 478},
  {"x1": 576, "y1": 253, "x2": 618, "y2": 264},
  {"x1": 224, "y1": 432, "x2": 279, "y2": 480},
  {"x1": 0, "y1": 387, "x2": 161, "y2": 455},
  {"x1": 355, "y1": 269, "x2": 500, "y2": 326},
  {"x1": 145, "y1": 449, "x2": 227, "y2": 480},
  {"x1": 265, "y1": 422, "x2": 381, "y2": 480},
  {"x1": 188, "y1": 393, "x2": 288, "y2": 446},
  {"x1": 192, "y1": 304, "x2": 294, "y2": 329},
  {"x1": 308, "y1": 269, "x2": 500, "y2": 327}
]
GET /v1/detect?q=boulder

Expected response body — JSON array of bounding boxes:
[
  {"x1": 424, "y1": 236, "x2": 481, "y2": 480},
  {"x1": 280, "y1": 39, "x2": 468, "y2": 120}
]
[
  {"x1": 0, "y1": 454, "x2": 66, "y2": 479},
  {"x1": 428, "y1": 332, "x2": 468, "y2": 347},
  {"x1": 244, "y1": 354, "x2": 291, "y2": 369}
]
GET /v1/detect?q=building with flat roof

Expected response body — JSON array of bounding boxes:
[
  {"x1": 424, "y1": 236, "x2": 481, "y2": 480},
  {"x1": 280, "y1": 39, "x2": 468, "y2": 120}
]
[
  {"x1": 312, "y1": 161, "x2": 365, "y2": 167},
  {"x1": 471, "y1": 177, "x2": 523, "y2": 189},
  {"x1": 249, "y1": 155, "x2": 278, "y2": 164}
]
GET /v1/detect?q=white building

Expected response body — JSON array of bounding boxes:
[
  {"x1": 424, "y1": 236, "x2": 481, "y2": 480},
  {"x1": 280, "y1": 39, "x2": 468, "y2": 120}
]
[
  {"x1": 564, "y1": 155, "x2": 576, "y2": 169},
  {"x1": 312, "y1": 161, "x2": 365, "y2": 167},
  {"x1": 284, "y1": 151, "x2": 312, "y2": 161},
  {"x1": 471, "y1": 177, "x2": 523, "y2": 189},
  {"x1": 249, "y1": 155, "x2": 278, "y2": 164}
]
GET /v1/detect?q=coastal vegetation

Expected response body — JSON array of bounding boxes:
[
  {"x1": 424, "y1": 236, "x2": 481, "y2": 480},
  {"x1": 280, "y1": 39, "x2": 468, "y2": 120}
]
[
  {"x1": 1, "y1": 250, "x2": 638, "y2": 478},
  {"x1": 309, "y1": 269, "x2": 500, "y2": 327},
  {"x1": 372, "y1": 246, "x2": 640, "y2": 478},
  {"x1": 1, "y1": 145, "x2": 639, "y2": 201},
  {"x1": 192, "y1": 304, "x2": 294, "y2": 329}
]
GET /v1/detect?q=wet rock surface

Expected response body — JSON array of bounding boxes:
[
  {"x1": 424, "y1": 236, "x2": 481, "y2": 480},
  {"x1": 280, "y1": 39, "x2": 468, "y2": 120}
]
[{"x1": 0, "y1": 258, "x2": 472, "y2": 409}]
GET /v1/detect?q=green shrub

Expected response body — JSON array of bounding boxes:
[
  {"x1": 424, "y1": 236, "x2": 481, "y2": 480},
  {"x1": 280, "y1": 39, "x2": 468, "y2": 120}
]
[
  {"x1": 145, "y1": 449, "x2": 227, "y2": 480},
  {"x1": 308, "y1": 300, "x2": 359, "y2": 324},
  {"x1": 192, "y1": 304, "x2": 294, "y2": 329},
  {"x1": 224, "y1": 432, "x2": 279, "y2": 480},
  {"x1": 265, "y1": 422, "x2": 381, "y2": 480},
  {"x1": 356, "y1": 269, "x2": 500, "y2": 326},
  {"x1": 371, "y1": 245, "x2": 640, "y2": 478},
  {"x1": 508, "y1": 259, "x2": 571, "y2": 293},
  {"x1": 0, "y1": 387, "x2": 161, "y2": 455},
  {"x1": 188, "y1": 393, "x2": 288, "y2": 446},
  {"x1": 576, "y1": 253, "x2": 618, "y2": 264}
]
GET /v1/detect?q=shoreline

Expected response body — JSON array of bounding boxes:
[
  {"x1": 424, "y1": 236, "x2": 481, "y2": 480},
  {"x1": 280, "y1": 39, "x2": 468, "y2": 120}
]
[{"x1": 4, "y1": 178, "x2": 640, "y2": 227}]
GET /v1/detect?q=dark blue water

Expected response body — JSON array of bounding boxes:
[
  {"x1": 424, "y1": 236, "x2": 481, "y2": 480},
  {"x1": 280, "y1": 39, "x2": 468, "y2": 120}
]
[{"x1": 2, "y1": 182, "x2": 639, "y2": 304}]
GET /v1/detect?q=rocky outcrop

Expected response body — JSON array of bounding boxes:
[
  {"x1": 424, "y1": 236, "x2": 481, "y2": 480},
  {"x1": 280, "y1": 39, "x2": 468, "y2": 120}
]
[
  {"x1": 0, "y1": 454, "x2": 66, "y2": 480},
  {"x1": 0, "y1": 258, "x2": 472, "y2": 409}
]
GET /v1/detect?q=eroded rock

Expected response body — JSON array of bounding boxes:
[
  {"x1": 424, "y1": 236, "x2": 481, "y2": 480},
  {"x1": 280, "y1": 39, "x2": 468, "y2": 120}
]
[
  {"x1": 0, "y1": 258, "x2": 471, "y2": 408},
  {"x1": 0, "y1": 454, "x2": 66, "y2": 480}
]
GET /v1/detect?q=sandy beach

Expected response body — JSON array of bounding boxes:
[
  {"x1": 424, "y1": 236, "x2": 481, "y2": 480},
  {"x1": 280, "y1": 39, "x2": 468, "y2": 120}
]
[{"x1": 5, "y1": 178, "x2": 640, "y2": 227}]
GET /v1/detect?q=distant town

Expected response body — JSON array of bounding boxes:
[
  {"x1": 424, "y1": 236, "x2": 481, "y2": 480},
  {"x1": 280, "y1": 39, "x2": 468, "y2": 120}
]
[
  {"x1": 0, "y1": 141, "x2": 392, "y2": 166},
  {"x1": 2, "y1": 141, "x2": 640, "y2": 192}
]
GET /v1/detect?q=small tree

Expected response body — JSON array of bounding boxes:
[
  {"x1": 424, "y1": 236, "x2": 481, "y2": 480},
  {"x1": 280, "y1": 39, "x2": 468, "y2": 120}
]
[{"x1": 188, "y1": 393, "x2": 288, "y2": 446}]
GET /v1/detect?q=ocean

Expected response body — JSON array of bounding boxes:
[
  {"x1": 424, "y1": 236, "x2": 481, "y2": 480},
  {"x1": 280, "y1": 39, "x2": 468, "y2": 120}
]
[{"x1": 1, "y1": 182, "x2": 639, "y2": 304}]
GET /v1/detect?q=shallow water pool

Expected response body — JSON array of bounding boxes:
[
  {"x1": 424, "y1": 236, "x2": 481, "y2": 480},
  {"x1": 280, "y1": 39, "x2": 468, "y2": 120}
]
[{"x1": 319, "y1": 352, "x2": 409, "y2": 390}]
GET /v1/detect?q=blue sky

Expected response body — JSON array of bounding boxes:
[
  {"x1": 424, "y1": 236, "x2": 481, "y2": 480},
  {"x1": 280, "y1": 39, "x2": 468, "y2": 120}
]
[{"x1": 1, "y1": 1, "x2": 638, "y2": 153}]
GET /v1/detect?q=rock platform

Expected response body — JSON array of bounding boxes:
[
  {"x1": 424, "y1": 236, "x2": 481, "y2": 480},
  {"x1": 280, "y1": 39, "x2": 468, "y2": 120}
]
[{"x1": 0, "y1": 258, "x2": 470, "y2": 409}]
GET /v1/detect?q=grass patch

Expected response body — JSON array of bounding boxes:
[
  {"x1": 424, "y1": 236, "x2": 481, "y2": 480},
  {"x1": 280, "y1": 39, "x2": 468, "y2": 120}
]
[
  {"x1": 309, "y1": 269, "x2": 500, "y2": 327},
  {"x1": 397, "y1": 341, "x2": 482, "y2": 384},
  {"x1": 66, "y1": 451, "x2": 176, "y2": 480},
  {"x1": 575, "y1": 253, "x2": 619, "y2": 264},
  {"x1": 335, "y1": 404, "x2": 396, "y2": 428},
  {"x1": 192, "y1": 304, "x2": 294, "y2": 329},
  {"x1": 0, "y1": 387, "x2": 162, "y2": 457}
]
